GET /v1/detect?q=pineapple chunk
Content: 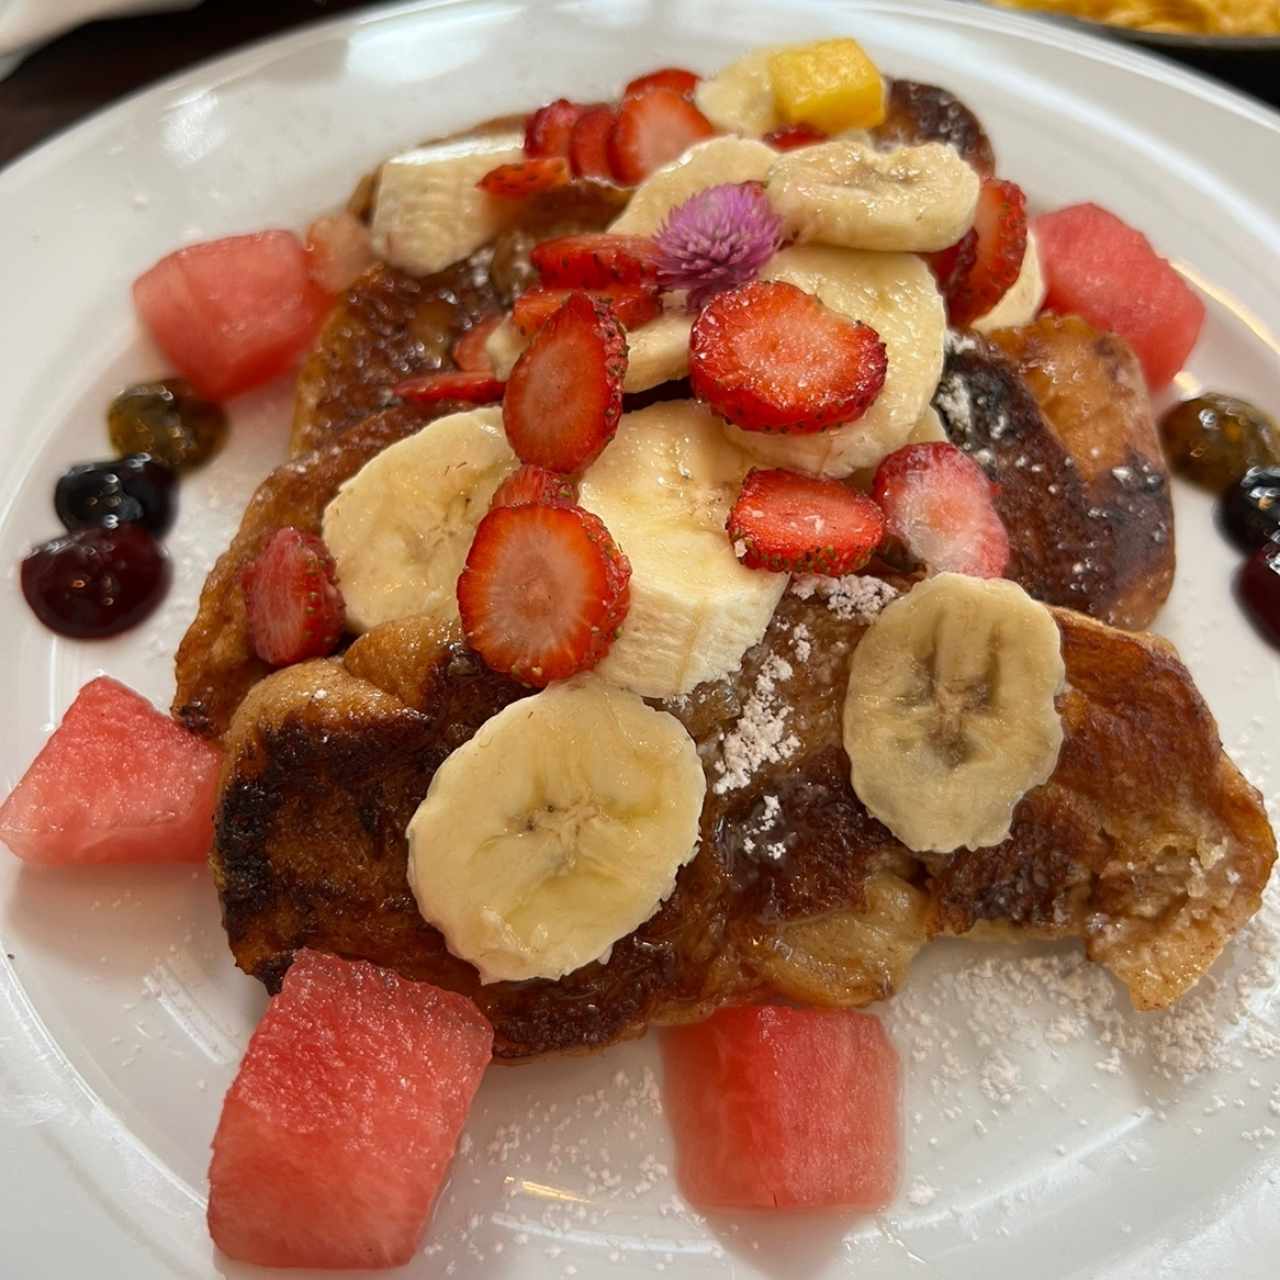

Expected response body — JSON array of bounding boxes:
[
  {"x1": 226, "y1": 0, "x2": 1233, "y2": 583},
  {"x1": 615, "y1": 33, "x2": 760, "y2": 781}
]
[{"x1": 768, "y1": 38, "x2": 886, "y2": 133}]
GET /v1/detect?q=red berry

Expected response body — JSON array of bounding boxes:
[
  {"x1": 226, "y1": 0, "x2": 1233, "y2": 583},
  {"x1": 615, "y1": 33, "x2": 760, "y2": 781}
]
[
  {"x1": 608, "y1": 87, "x2": 715, "y2": 185},
  {"x1": 524, "y1": 98, "x2": 586, "y2": 158},
  {"x1": 21, "y1": 525, "x2": 169, "y2": 639},
  {"x1": 531, "y1": 234, "x2": 662, "y2": 289},
  {"x1": 241, "y1": 527, "x2": 345, "y2": 667},
  {"x1": 923, "y1": 228, "x2": 977, "y2": 293},
  {"x1": 762, "y1": 123, "x2": 827, "y2": 151},
  {"x1": 490, "y1": 465, "x2": 577, "y2": 510},
  {"x1": 451, "y1": 314, "x2": 504, "y2": 372},
  {"x1": 727, "y1": 468, "x2": 886, "y2": 575},
  {"x1": 512, "y1": 284, "x2": 659, "y2": 337},
  {"x1": 690, "y1": 280, "x2": 888, "y2": 435},
  {"x1": 624, "y1": 67, "x2": 701, "y2": 99},
  {"x1": 476, "y1": 157, "x2": 571, "y2": 199},
  {"x1": 504, "y1": 293, "x2": 627, "y2": 473},
  {"x1": 1240, "y1": 540, "x2": 1280, "y2": 647},
  {"x1": 871, "y1": 442, "x2": 1010, "y2": 579},
  {"x1": 943, "y1": 179, "x2": 1027, "y2": 327},
  {"x1": 569, "y1": 105, "x2": 617, "y2": 180},
  {"x1": 393, "y1": 371, "x2": 505, "y2": 407},
  {"x1": 457, "y1": 504, "x2": 631, "y2": 686}
]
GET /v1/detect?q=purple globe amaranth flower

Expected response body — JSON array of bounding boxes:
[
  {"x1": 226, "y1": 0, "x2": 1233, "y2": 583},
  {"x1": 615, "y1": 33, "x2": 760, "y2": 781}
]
[{"x1": 653, "y1": 181, "x2": 784, "y2": 311}]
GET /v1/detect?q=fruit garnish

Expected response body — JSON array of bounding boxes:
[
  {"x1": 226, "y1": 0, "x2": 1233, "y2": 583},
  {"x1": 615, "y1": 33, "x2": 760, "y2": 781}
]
[
  {"x1": 207, "y1": 950, "x2": 492, "y2": 1269},
  {"x1": 241, "y1": 527, "x2": 345, "y2": 667},
  {"x1": 450, "y1": 313, "x2": 504, "y2": 372},
  {"x1": 940, "y1": 177, "x2": 1027, "y2": 327},
  {"x1": 1160, "y1": 393, "x2": 1280, "y2": 492},
  {"x1": 1034, "y1": 201, "x2": 1205, "y2": 391},
  {"x1": 664, "y1": 1006, "x2": 901, "y2": 1211},
  {"x1": 871, "y1": 441, "x2": 1010, "y2": 579},
  {"x1": 872, "y1": 79, "x2": 996, "y2": 178},
  {"x1": 569, "y1": 105, "x2": 617, "y2": 179},
  {"x1": 513, "y1": 284, "x2": 659, "y2": 336},
  {"x1": 55, "y1": 454, "x2": 176, "y2": 536},
  {"x1": 107, "y1": 378, "x2": 227, "y2": 472},
  {"x1": 393, "y1": 371, "x2": 505, "y2": 407},
  {"x1": 457, "y1": 504, "x2": 631, "y2": 686},
  {"x1": 727, "y1": 467, "x2": 886, "y2": 574},
  {"x1": 1241, "y1": 540, "x2": 1280, "y2": 648},
  {"x1": 767, "y1": 38, "x2": 886, "y2": 132},
  {"x1": 476, "y1": 156, "x2": 571, "y2": 198},
  {"x1": 524, "y1": 98, "x2": 585, "y2": 157},
  {"x1": 490, "y1": 464, "x2": 576, "y2": 510},
  {"x1": 304, "y1": 211, "x2": 375, "y2": 294},
  {"x1": 0, "y1": 676, "x2": 221, "y2": 867},
  {"x1": 653, "y1": 181, "x2": 783, "y2": 309},
  {"x1": 762, "y1": 122, "x2": 827, "y2": 150},
  {"x1": 531, "y1": 233, "x2": 662, "y2": 288},
  {"x1": 132, "y1": 231, "x2": 329, "y2": 400},
  {"x1": 504, "y1": 292, "x2": 627, "y2": 471},
  {"x1": 1221, "y1": 466, "x2": 1280, "y2": 552},
  {"x1": 624, "y1": 67, "x2": 701, "y2": 99},
  {"x1": 689, "y1": 279, "x2": 887, "y2": 434},
  {"x1": 608, "y1": 86, "x2": 716, "y2": 185},
  {"x1": 924, "y1": 227, "x2": 977, "y2": 293},
  {"x1": 22, "y1": 525, "x2": 170, "y2": 639}
]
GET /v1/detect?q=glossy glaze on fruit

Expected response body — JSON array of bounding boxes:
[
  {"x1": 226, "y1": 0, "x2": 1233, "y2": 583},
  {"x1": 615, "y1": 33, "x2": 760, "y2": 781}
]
[
  {"x1": 1221, "y1": 466, "x2": 1280, "y2": 552},
  {"x1": 54, "y1": 454, "x2": 176, "y2": 535},
  {"x1": 1159, "y1": 392, "x2": 1280, "y2": 492},
  {"x1": 107, "y1": 378, "x2": 227, "y2": 472},
  {"x1": 21, "y1": 525, "x2": 170, "y2": 639},
  {"x1": 1241, "y1": 541, "x2": 1280, "y2": 647}
]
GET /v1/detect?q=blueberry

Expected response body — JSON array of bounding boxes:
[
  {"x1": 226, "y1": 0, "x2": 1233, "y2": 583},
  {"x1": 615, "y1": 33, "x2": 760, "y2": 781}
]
[
  {"x1": 54, "y1": 454, "x2": 177, "y2": 536},
  {"x1": 1220, "y1": 466, "x2": 1280, "y2": 553}
]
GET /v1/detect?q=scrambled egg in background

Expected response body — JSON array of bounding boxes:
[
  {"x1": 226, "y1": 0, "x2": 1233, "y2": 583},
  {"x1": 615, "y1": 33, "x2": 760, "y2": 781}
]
[{"x1": 994, "y1": 0, "x2": 1280, "y2": 36}]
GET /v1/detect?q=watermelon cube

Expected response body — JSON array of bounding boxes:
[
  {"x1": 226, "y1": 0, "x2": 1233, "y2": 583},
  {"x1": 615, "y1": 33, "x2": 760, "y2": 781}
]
[
  {"x1": 1033, "y1": 202, "x2": 1205, "y2": 392},
  {"x1": 663, "y1": 1004, "x2": 900, "y2": 1211},
  {"x1": 208, "y1": 950, "x2": 493, "y2": 1269},
  {"x1": 133, "y1": 230, "x2": 330, "y2": 401},
  {"x1": 0, "y1": 676, "x2": 221, "y2": 867}
]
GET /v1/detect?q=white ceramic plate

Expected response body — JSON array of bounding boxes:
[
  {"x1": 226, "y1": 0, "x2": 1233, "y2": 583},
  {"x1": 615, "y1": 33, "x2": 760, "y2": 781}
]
[{"x1": 2, "y1": 2, "x2": 1279, "y2": 1276}]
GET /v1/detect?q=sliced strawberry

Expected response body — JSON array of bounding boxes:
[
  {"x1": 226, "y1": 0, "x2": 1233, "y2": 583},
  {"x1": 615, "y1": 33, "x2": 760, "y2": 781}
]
[
  {"x1": 762, "y1": 123, "x2": 827, "y2": 151},
  {"x1": 608, "y1": 87, "x2": 715, "y2": 185},
  {"x1": 477, "y1": 157, "x2": 571, "y2": 199},
  {"x1": 512, "y1": 284, "x2": 659, "y2": 337},
  {"x1": 525, "y1": 98, "x2": 586, "y2": 158},
  {"x1": 242, "y1": 528, "x2": 345, "y2": 667},
  {"x1": 569, "y1": 105, "x2": 617, "y2": 180},
  {"x1": 624, "y1": 67, "x2": 700, "y2": 99},
  {"x1": 504, "y1": 293, "x2": 627, "y2": 472},
  {"x1": 943, "y1": 179, "x2": 1027, "y2": 327},
  {"x1": 450, "y1": 314, "x2": 504, "y2": 373},
  {"x1": 531, "y1": 234, "x2": 661, "y2": 288},
  {"x1": 457, "y1": 504, "x2": 631, "y2": 686},
  {"x1": 924, "y1": 228, "x2": 977, "y2": 294},
  {"x1": 304, "y1": 211, "x2": 374, "y2": 294},
  {"x1": 727, "y1": 469, "x2": 886, "y2": 575},
  {"x1": 690, "y1": 280, "x2": 888, "y2": 435},
  {"x1": 394, "y1": 371, "x2": 505, "y2": 407},
  {"x1": 871, "y1": 442, "x2": 1010, "y2": 579},
  {"x1": 490, "y1": 464, "x2": 576, "y2": 510}
]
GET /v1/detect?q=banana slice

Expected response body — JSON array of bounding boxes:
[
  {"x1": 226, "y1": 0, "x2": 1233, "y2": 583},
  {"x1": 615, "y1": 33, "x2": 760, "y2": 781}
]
[
  {"x1": 487, "y1": 310, "x2": 693, "y2": 393},
  {"x1": 723, "y1": 244, "x2": 946, "y2": 477},
  {"x1": 609, "y1": 136, "x2": 776, "y2": 236},
  {"x1": 371, "y1": 128, "x2": 524, "y2": 276},
  {"x1": 694, "y1": 49, "x2": 781, "y2": 136},
  {"x1": 578, "y1": 401, "x2": 788, "y2": 697},
  {"x1": 322, "y1": 407, "x2": 517, "y2": 632},
  {"x1": 843, "y1": 573, "x2": 1065, "y2": 854},
  {"x1": 767, "y1": 140, "x2": 979, "y2": 253},
  {"x1": 406, "y1": 674, "x2": 706, "y2": 984},
  {"x1": 973, "y1": 230, "x2": 1047, "y2": 334}
]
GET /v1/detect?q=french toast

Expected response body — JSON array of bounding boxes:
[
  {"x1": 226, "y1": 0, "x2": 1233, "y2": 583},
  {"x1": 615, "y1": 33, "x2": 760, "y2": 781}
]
[{"x1": 213, "y1": 592, "x2": 1275, "y2": 1060}]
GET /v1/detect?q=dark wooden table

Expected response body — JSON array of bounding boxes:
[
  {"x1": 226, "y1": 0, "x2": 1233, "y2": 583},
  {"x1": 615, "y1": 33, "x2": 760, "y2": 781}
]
[{"x1": 0, "y1": 0, "x2": 1275, "y2": 170}]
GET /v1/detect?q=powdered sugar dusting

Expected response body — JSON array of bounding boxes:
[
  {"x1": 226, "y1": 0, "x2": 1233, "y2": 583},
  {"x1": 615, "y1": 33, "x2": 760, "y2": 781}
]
[
  {"x1": 712, "y1": 654, "x2": 800, "y2": 794},
  {"x1": 790, "y1": 573, "x2": 898, "y2": 622}
]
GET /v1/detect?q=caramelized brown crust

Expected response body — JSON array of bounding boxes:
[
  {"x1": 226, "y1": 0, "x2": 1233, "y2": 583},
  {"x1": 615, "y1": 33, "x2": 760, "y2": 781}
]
[
  {"x1": 212, "y1": 593, "x2": 1274, "y2": 1059},
  {"x1": 934, "y1": 316, "x2": 1175, "y2": 629},
  {"x1": 871, "y1": 80, "x2": 996, "y2": 177}
]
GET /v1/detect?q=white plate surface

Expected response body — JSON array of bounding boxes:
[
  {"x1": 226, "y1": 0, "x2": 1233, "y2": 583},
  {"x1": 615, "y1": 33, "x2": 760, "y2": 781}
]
[{"x1": 1, "y1": 2, "x2": 1279, "y2": 1277}]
